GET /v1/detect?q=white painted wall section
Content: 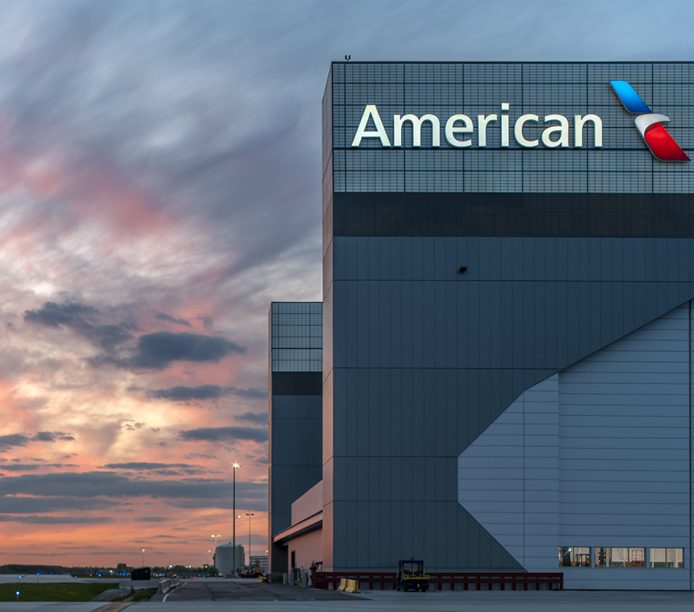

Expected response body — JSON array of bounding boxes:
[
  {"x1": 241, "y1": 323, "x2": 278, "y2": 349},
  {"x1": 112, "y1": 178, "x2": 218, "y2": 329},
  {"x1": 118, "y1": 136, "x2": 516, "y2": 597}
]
[{"x1": 458, "y1": 303, "x2": 693, "y2": 589}]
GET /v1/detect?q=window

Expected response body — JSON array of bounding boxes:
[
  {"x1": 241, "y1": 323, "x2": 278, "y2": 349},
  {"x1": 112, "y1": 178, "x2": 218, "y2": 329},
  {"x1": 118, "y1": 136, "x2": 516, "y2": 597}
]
[
  {"x1": 595, "y1": 547, "x2": 645, "y2": 568},
  {"x1": 649, "y1": 548, "x2": 685, "y2": 569},
  {"x1": 558, "y1": 547, "x2": 591, "y2": 567}
]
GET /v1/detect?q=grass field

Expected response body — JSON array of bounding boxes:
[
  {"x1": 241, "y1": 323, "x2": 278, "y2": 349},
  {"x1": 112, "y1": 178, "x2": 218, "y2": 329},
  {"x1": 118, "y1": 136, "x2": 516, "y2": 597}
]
[{"x1": 0, "y1": 582, "x2": 119, "y2": 602}]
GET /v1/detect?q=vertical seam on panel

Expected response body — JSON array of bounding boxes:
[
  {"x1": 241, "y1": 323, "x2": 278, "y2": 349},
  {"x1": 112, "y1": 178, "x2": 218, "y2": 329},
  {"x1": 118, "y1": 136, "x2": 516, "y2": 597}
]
[
  {"x1": 586, "y1": 63, "x2": 589, "y2": 194},
  {"x1": 651, "y1": 63, "x2": 655, "y2": 194},
  {"x1": 462, "y1": 62, "x2": 465, "y2": 193},
  {"x1": 689, "y1": 299, "x2": 692, "y2": 590},
  {"x1": 523, "y1": 391, "x2": 526, "y2": 567},
  {"x1": 402, "y1": 63, "x2": 406, "y2": 193},
  {"x1": 521, "y1": 64, "x2": 524, "y2": 193},
  {"x1": 343, "y1": 70, "x2": 346, "y2": 190}
]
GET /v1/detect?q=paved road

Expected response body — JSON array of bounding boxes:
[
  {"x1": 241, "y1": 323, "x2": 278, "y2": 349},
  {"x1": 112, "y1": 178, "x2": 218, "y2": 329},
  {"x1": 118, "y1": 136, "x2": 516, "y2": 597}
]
[
  {"x1": 164, "y1": 579, "x2": 361, "y2": 602},
  {"x1": 152, "y1": 585, "x2": 694, "y2": 612},
  {"x1": 135, "y1": 579, "x2": 694, "y2": 611},
  {"x1": 4, "y1": 581, "x2": 694, "y2": 611}
]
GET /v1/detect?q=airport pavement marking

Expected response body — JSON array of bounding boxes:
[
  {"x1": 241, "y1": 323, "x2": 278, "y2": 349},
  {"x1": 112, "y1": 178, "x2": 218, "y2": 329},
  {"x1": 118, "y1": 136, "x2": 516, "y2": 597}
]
[
  {"x1": 162, "y1": 580, "x2": 186, "y2": 602},
  {"x1": 93, "y1": 603, "x2": 132, "y2": 612}
]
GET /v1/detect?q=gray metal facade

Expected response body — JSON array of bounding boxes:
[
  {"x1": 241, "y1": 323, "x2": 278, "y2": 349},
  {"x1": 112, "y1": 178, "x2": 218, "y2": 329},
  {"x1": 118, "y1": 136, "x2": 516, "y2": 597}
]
[
  {"x1": 321, "y1": 62, "x2": 694, "y2": 578},
  {"x1": 459, "y1": 303, "x2": 694, "y2": 588},
  {"x1": 268, "y1": 302, "x2": 322, "y2": 573},
  {"x1": 330, "y1": 62, "x2": 694, "y2": 193}
]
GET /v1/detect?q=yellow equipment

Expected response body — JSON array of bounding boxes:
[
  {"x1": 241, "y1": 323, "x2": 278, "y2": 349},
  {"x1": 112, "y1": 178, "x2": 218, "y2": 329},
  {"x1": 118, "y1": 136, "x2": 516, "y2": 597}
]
[{"x1": 397, "y1": 558, "x2": 430, "y2": 592}]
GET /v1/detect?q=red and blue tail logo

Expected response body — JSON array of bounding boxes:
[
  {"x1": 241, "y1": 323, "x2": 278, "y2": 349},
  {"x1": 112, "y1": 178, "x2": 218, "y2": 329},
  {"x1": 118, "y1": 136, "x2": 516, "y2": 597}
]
[{"x1": 610, "y1": 80, "x2": 689, "y2": 161}]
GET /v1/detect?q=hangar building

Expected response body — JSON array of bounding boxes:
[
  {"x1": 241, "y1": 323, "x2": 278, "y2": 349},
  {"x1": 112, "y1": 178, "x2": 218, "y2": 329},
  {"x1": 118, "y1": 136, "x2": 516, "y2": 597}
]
[{"x1": 270, "y1": 62, "x2": 694, "y2": 589}]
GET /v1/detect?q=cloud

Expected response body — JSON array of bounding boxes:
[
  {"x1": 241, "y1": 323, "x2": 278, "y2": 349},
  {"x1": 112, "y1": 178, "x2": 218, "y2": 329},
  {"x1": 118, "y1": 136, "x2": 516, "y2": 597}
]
[
  {"x1": 32, "y1": 431, "x2": 75, "y2": 443},
  {"x1": 150, "y1": 384, "x2": 225, "y2": 401},
  {"x1": 0, "y1": 472, "x2": 265, "y2": 505},
  {"x1": 0, "y1": 432, "x2": 74, "y2": 451},
  {"x1": 0, "y1": 435, "x2": 30, "y2": 451},
  {"x1": 149, "y1": 384, "x2": 265, "y2": 401},
  {"x1": 103, "y1": 462, "x2": 196, "y2": 470},
  {"x1": 121, "y1": 422, "x2": 159, "y2": 432},
  {"x1": 156, "y1": 312, "x2": 190, "y2": 327},
  {"x1": 236, "y1": 411, "x2": 267, "y2": 425},
  {"x1": 130, "y1": 332, "x2": 244, "y2": 369},
  {"x1": 178, "y1": 426, "x2": 267, "y2": 443},
  {"x1": 0, "y1": 496, "x2": 116, "y2": 513},
  {"x1": 22, "y1": 303, "x2": 243, "y2": 373},
  {"x1": 103, "y1": 462, "x2": 202, "y2": 475},
  {"x1": 0, "y1": 463, "x2": 77, "y2": 472},
  {"x1": 24, "y1": 301, "x2": 135, "y2": 350},
  {"x1": 21, "y1": 302, "x2": 247, "y2": 376},
  {"x1": 166, "y1": 497, "x2": 267, "y2": 511},
  {"x1": 24, "y1": 301, "x2": 96, "y2": 326},
  {"x1": 0, "y1": 515, "x2": 112, "y2": 524},
  {"x1": 227, "y1": 387, "x2": 266, "y2": 400}
]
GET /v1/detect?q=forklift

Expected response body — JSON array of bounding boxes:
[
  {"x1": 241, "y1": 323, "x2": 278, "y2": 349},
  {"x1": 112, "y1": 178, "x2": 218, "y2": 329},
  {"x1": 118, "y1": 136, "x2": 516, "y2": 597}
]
[{"x1": 396, "y1": 558, "x2": 430, "y2": 592}]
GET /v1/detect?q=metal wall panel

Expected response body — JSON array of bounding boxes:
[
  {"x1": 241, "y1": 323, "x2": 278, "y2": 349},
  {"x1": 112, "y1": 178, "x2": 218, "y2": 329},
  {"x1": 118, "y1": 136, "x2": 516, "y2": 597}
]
[
  {"x1": 458, "y1": 306, "x2": 692, "y2": 589},
  {"x1": 332, "y1": 62, "x2": 694, "y2": 194},
  {"x1": 321, "y1": 63, "x2": 694, "y2": 578},
  {"x1": 268, "y1": 303, "x2": 323, "y2": 573}
]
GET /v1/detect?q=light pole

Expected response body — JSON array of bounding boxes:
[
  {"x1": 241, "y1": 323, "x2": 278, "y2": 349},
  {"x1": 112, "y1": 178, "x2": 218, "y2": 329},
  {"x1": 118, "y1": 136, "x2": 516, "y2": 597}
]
[
  {"x1": 232, "y1": 462, "x2": 240, "y2": 573},
  {"x1": 236, "y1": 515, "x2": 242, "y2": 567},
  {"x1": 141, "y1": 548, "x2": 146, "y2": 567},
  {"x1": 245, "y1": 513, "x2": 255, "y2": 567}
]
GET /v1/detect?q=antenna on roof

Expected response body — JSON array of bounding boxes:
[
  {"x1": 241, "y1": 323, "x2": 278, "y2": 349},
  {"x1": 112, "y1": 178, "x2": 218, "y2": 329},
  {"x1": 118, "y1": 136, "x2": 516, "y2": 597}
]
[{"x1": 345, "y1": 54, "x2": 351, "y2": 61}]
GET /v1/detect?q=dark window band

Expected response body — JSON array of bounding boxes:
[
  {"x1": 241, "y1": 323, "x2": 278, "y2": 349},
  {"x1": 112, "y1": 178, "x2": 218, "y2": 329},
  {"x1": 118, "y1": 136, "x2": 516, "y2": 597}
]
[
  {"x1": 333, "y1": 193, "x2": 694, "y2": 238},
  {"x1": 271, "y1": 372, "x2": 323, "y2": 395}
]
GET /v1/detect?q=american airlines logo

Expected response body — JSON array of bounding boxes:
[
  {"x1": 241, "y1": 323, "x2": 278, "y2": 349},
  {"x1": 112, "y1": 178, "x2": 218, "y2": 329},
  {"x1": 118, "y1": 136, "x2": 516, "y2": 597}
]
[
  {"x1": 610, "y1": 80, "x2": 689, "y2": 161},
  {"x1": 351, "y1": 81, "x2": 689, "y2": 161}
]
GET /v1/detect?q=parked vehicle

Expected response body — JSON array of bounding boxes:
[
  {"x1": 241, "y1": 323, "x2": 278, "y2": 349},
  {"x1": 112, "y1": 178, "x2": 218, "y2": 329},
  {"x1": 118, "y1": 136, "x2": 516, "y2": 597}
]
[{"x1": 396, "y1": 559, "x2": 429, "y2": 592}]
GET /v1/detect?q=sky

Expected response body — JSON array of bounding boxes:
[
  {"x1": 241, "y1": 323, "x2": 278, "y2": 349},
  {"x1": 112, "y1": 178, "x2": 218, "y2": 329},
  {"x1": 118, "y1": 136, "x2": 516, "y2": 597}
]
[{"x1": 0, "y1": 0, "x2": 692, "y2": 568}]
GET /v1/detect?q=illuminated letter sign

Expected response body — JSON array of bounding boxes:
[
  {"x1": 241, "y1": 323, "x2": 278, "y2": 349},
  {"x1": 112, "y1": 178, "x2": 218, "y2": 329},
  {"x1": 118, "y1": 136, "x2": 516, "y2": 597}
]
[{"x1": 351, "y1": 102, "x2": 603, "y2": 150}]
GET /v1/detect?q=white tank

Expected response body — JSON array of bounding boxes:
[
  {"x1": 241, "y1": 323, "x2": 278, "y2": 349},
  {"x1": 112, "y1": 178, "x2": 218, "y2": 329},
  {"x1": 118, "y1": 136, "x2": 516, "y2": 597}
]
[{"x1": 215, "y1": 544, "x2": 244, "y2": 575}]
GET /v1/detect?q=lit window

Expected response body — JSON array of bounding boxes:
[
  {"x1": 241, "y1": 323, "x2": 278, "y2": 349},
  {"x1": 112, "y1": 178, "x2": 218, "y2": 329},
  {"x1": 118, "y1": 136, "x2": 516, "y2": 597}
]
[
  {"x1": 558, "y1": 547, "x2": 591, "y2": 567},
  {"x1": 595, "y1": 547, "x2": 645, "y2": 568},
  {"x1": 649, "y1": 548, "x2": 685, "y2": 569}
]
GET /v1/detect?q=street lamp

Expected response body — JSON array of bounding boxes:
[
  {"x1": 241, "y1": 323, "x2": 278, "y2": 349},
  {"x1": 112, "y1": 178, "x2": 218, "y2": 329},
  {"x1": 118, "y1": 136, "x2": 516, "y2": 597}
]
[
  {"x1": 237, "y1": 514, "x2": 242, "y2": 568},
  {"x1": 245, "y1": 513, "x2": 255, "y2": 567},
  {"x1": 232, "y1": 462, "x2": 240, "y2": 573},
  {"x1": 141, "y1": 548, "x2": 146, "y2": 567}
]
